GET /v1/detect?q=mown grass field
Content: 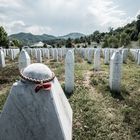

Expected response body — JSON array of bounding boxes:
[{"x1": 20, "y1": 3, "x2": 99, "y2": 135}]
[{"x1": 0, "y1": 52, "x2": 140, "y2": 140}]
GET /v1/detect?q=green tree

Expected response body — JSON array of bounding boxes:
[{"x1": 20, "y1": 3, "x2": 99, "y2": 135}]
[
  {"x1": 138, "y1": 33, "x2": 140, "y2": 46},
  {"x1": 102, "y1": 35, "x2": 109, "y2": 48},
  {"x1": 66, "y1": 38, "x2": 73, "y2": 48},
  {"x1": 92, "y1": 30, "x2": 101, "y2": 44},
  {"x1": 120, "y1": 32, "x2": 130, "y2": 46},
  {"x1": 0, "y1": 26, "x2": 9, "y2": 48},
  {"x1": 108, "y1": 36, "x2": 119, "y2": 48},
  {"x1": 43, "y1": 43, "x2": 47, "y2": 48},
  {"x1": 12, "y1": 39, "x2": 22, "y2": 48},
  {"x1": 136, "y1": 14, "x2": 140, "y2": 34},
  {"x1": 108, "y1": 27, "x2": 114, "y2": 35}
]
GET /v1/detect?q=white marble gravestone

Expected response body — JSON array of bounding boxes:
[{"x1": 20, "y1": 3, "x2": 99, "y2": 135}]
[
  {"x1": 87, "y1": 49, "x2": 93, "y2": 63},
  {"x1": 94, "y1": 49, "x2": 100, "y2": 70},
  {"x1": 46, "y1": 49, "x2": 50, "y2": 59},
  {"x1": 0, "y1": 50, "x2": 5, "y2": 68},
  {"x1": 10, "y1": 49, "x2": 14, "y2": 60},
  {"x1": 133, "y1": 50, "x2": 139, "y2": 62},
  {"x1": 122, "y1": 49, "x2": 128, "y2": 63},
  {"x1": 0, "y1": 63, "x2": 72, "y2": 140},
  {"x1": 137, "y1": 51, "x2": 140, "y2": 65},
  {"x1": 58, "y1": 49, "x2": 63, "y2": 60},
  {"x1": 34, "y1": 49, "x2": 37, "y2": 59},
  {"x1": 109, "y1": 51, "x2": 122, "y2": 93},
  {"x1": 104, "y1": 49, "x2": 110, "y2": 65},
  {"x1": 37, "y1": 49, "x2": 42, "y2": 63},
  {"x1": 52, "y1": 49, "x2": 55, "y2": 59},
  {"x1": 65, "y1": 50, "x2": 74, "y2": 94},
  {"x1": 18, "y1": 49, "x2": 31, "y2": 70},
  {"x1": 110, "y1": 49, "x2": 114, "y2": 59},
  {"x1": 54, "y1": 49, "x2": 59, "y2": 61},
  {"x1": 84, "y1": 49, "x2": 87, "y2": 60}
]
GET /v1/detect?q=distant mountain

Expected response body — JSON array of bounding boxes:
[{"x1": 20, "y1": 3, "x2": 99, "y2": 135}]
[
  {"x1": 59, "y1": 32, "x2": 85, "y2": 39},
  {"x1": 9, "y1": 32, "x2": 57, "y2": 45},
  {"x1": 9, "y1": 32, "x2": 85, "y2": 45}
]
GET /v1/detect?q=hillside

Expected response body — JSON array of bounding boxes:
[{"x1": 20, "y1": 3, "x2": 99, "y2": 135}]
[
  {"x1": 9, "y1": 32, "x2": 85, "y2": 45},
  {"x1": 9, "y1": 32, "x2": 57, "y2": 45},
  {"x1": 59, "y1": 32, "x2": 85, "y2": 39}
]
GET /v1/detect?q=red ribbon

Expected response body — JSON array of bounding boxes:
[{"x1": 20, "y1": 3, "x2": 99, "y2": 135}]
[{"x1": 35, "y1": 83, "x2": 51, "y2": 93}]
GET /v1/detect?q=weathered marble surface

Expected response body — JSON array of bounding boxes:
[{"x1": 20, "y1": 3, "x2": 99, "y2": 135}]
[
  {"x1": 122, "y1": 49, "x2": 128, "y2": 63},
  {"x1": 46, "y1": 49, "x2": 50, "y2": 59},
  {"x1": 0, "y1": 50, "x2": 5, "y2": 68},
  {"x1": 0, "y1": 63, "x2": 72, "y2": 140},
  {"x1": 87, "y1": 49, "x2": 93, "y2": 63},
  {"x1": 65, "y1": 50, "x2": 75, "y2": 94},
  {"x1": 109, "y1": 51, "x2": 122, "y2": 93},
  {"x1": 94, "y1": 49, "x2": 100, "y2": 71},
  {"x1": 37, "y1": 50, "x2": 42, "y2": 63},
  {"x1": 54, "y1": 49, "x2": 58, "y2": 61},
  {"x1": 137, "y1": 51, "x2": 140, "y2": 65},
  {"x1": 104, "y1": 49, "x2": 110, "y2": 65},
  {"x1": 18, "y1": 49, "x2": 31, "y2": 70}
]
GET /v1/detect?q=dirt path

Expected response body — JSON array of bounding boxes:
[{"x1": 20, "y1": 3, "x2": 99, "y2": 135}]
[
  {"x1": 83, "y1": 70, "x2": 103, "y2": 101},
  {"x1": 81, "y1": 69, "x2": 131, "y2": 139},
  {"x1": 83, "y1": 69, "x2": 118, "y2": 114}
]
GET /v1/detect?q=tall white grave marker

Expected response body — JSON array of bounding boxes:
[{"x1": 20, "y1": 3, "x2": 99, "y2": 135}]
[
  {"x1": 65, "y1": 50, "x2": 74, "y2": 94},
  {"x1": 0, "y1": 50, "x2": 5, "y2": 68},
  {"x1": 18, "y1": 49, "x2": 31, "y2": 70},
  {"x1": 94, "y1": 49, "x2": 100, "y2": 70},
  {"x1": 109, "y1": 51, "x2": 122, "y2": 93}
]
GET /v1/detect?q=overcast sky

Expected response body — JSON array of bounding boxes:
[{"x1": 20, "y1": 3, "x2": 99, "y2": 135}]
[{"x1": 0, "y1": 0, "x2": 140, "y2": 36}]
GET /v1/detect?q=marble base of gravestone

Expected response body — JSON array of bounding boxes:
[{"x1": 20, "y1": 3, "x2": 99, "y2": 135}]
[
  {"x1": 0, "y1": 50, "x2": 5, "y2": 68},
  {"x1": 18, "y1": 49, "x2": 31, "y2": 70},
  {"x1": 109, "y1": 51, "x2": 122, "y2": 94},
  {"x1": 65, "y1": 50, "x2": 75, "y2": 94},
  {"x1": 94, "y1": 49, "x2": 100, "y2": 71},
  {"x1": 84, "y1": 49, "x2": 87, "y2": 60},
  {"x1": 87, "y1": 49, "x2": 93, "y2": 64},
  {"x1": 0, "y1": 63, "x2": 72, "y2": 140},
  {"x1": 122, "y1": 49, "x2": 128, "y2": 63}
]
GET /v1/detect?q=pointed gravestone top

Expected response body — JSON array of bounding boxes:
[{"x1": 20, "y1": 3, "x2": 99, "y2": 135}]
[
  {"x1": 0, "y1": 63, "x2": 72, "y2": 140},
  {"x1": 18, "y1": 49, "x2": 30, "y2": 70},
  {"x1": 111, "y1": 51, "x2": 122, "y2": 63}
]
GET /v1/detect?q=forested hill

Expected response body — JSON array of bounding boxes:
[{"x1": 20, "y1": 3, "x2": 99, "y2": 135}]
[
  {"x1": 86, "y1": 16, "x2": 140, "y2": 48},
  {"x1": 9, "y1": 32, "x2": 85, "y2": 45}
]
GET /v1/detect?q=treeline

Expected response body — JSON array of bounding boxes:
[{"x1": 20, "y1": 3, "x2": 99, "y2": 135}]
[
  {"x1": 71, "y1": 15, "x2": 140, "y2": 48},
  {"x1": 52, "y1": 14, "x2": 140, "y2": 48}
]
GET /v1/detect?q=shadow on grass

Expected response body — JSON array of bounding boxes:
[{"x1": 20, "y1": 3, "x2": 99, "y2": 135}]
[
  {"x1": 61, "y1": 83, "x2": 74, "y2": 99},
  {"x1": 110, "y1": 91, "x2": 125, "y2": 101}
]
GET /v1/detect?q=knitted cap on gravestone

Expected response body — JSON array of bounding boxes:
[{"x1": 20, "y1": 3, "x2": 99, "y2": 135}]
[{"x1": 0, "y1": 63, "x2": 72, "y2": 140}]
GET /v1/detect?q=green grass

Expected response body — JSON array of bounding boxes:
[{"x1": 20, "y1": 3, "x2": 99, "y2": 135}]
[
  {"x1": 89, "y1": 58, "x2": 140, "y2": 140},
  {"x1": 0, "y1": 91, "x2": 9, "y2": 112},
  {"x1": 0, "y1": 54, "x2": 140, "y2": 140}
]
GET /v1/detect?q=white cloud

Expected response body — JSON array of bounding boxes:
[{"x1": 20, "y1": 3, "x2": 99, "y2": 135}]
[
  {"x1": 25, "y1": 25, "x2": 52, "y2": 35},
  {"x1": 0, "y1": 0, "x2": 139, "y2": 35},
  {"x1": 88, "y1": 0, "x2": 131, "y2": 30}
]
